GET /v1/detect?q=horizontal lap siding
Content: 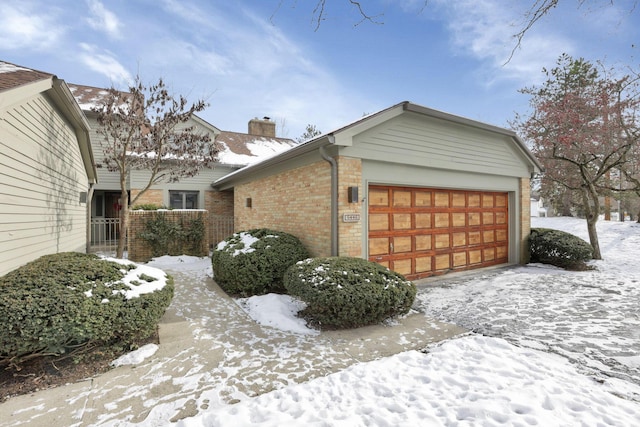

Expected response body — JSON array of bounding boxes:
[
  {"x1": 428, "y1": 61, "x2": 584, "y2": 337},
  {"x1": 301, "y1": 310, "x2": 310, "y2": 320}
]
[
  {"x1": 0, "y1": 94, "x2": 89, "y2": 276},
  {"x1": 346, "y1": 114, "x2": 530, "y2": 178}
]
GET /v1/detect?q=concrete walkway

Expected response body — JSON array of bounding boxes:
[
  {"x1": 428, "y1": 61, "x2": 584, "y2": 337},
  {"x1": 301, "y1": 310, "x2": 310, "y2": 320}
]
[{"x1": 0, "y1": 270, "x2": 466, "y2": 426}]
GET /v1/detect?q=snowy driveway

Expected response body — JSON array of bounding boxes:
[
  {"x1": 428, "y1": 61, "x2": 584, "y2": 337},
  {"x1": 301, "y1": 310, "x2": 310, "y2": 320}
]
[{"x1": 416, "y1": 217, "x2": 640, "y2": 401}]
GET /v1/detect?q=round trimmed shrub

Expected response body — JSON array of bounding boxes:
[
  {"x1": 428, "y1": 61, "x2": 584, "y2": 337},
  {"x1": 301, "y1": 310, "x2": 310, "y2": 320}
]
[
  {"x1": 0, "y1": 252, "x2": 174, "y2": 365},
  {"x1": 212, "y1": 229, "x2": 310, "y2": 296},
  {"x1": 529, "y1": 228, "x2": 594, "y2": 269},
  {"x1": 284, "y1": 257, "x2": 417, "y2": 329}
]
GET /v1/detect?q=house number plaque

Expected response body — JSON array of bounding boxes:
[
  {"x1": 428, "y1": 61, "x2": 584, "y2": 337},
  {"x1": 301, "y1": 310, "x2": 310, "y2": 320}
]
[{"x1": 342, "y1": 213, "x2": 361, "y2": 223}]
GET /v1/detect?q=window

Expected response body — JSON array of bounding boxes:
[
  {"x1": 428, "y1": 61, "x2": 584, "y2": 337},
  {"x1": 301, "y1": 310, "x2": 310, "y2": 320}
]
[{"x1": 169, "y1": 191, "x2": 199, "y2": 209}]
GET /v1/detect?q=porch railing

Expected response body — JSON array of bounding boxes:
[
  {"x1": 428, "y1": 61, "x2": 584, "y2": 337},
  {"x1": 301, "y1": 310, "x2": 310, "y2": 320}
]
[{"x1": 90, "y1": 218, "x2": 121, "y2": 255}]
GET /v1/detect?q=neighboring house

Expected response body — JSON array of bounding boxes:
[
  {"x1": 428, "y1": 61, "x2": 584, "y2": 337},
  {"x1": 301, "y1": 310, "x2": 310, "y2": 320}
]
[
  {"x1": 530, "y1": 192, "x2": 547, "y2": 217},
  {"x1": 67, "y1": 83, "x2": 296, "y2": 247},
  {"x1": 0, "y1": 61, "x2": 97, "y2": 276},
  {"x1": 214, "y1": 101, "x2": 543, "y2": 280}
]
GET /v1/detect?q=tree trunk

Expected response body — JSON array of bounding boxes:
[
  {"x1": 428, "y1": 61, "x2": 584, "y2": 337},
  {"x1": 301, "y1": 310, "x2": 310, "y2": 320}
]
[
  {"x1": 116, "y1": 183, "x2": 128, "y2": 258},
  {"x1": 582, "y1": 186, "x2": 602, "y2": 260}
]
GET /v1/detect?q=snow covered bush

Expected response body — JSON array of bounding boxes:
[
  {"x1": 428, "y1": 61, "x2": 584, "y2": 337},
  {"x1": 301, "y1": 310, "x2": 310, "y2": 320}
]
[
  {"x1": 0, "y1": 252, "x2": 174, "y2": 366},
  {"x1": 284, "y1": 257, "x2": 417, "y2": 329},
  {"x1": 212, "y1": 229, "x2": 309, "y2": 296},
  {"x1": 529, "y1": 228, "x2": 594, "y2": 269}
]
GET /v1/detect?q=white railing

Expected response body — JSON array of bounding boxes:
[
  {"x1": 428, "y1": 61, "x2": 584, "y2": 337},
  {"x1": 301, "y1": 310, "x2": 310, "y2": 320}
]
[{"x1": 90, "y1": 218, "x2": 121, "y2": 254}]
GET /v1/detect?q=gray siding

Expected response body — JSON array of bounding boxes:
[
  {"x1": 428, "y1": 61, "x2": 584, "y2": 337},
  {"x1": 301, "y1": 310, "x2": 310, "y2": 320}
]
[
  {"x1": 344, "y1": 113, "x2": 531, "y2": 178},
  {"x1": 85, "y1": 113, "x2": 123, "y2": 191},
  {"x1": 0, "y1": 93, "x2": 89, "y2": 275}
]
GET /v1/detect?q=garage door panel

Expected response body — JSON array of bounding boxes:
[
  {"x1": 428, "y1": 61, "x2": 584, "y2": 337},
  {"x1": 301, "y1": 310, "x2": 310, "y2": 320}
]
[
  {"x1": 369, "y1": 185, "x2": 508, "y2": 280},
  {"x1": 434, "y1": 213, "x2": 449, "y2": 228},
  {"x1": 483, "y1": 212, "x2": 494, "y2": 225},
  {"x1": 415, "y1": 191, "x2": 432, "y2": 207},
  {"x1": 468, "y1": 231, "x2": 482, "y2": 245},
  {"x1": 393, "y1": 213, "x2": 412, "y2": 229},
  {"x1": 435, "y1": 192, "x2": 449, "y2": 207},
  {"x1": 453, "y1": 252, "x2": 467, "y2": 267},
  {"x1": 452, "y1": 193, "x2": 466, "y2": 207},
  {"x1": 435, "y1": 233, "x2": 450, "y2": 249},
  {"x1": 369, "y1": 214, "x2": 389, "y2": 231},
  {"x1": 435, "y1": 254, "x2": 450, "y2": 271},
  {"x1": 415, "y1": 256, "x2": 432, "y2": 273},
  {"x1": 369, "y1": 188, "x2": 389, "y2": 206},
  {"x1": 452, "y1": 212, "x2": 466, "y2": 227},
  {"x1": 415, "y1": 213, "x2": 432, "y2": 228},
  {"x1": 483, "y1": 230, "x2": 495, "y2": 243},
  {"x1": 393, "y1": 190, "x2": 412, "y2": 207},
  {"x1": 469, "y1": 249, "x2": 482, "y2": 264},
  {"x1": 468, "y1": 212, "x2": 481, "y2": 226},
  {"x1": 393, "y1": 236, "x2": 412, "y2": 253},
  {"x1": 392, "y1": 258, "x2": 412, "y2": 276},
  {"x1": 369, "y1": 237, "x2": 389, "y2": 256},
  {"x1": 415, "y1": 234, "x2": 432, "y2": 251}
]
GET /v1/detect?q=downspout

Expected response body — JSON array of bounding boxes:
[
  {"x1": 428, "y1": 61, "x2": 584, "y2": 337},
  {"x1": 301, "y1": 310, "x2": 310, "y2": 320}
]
[
  {"x1": 86, "y1": 182, "x2": 95, "y2": 253},
  {"x1": 319, "y1": 137, "x2": 338, "y2": 256}
]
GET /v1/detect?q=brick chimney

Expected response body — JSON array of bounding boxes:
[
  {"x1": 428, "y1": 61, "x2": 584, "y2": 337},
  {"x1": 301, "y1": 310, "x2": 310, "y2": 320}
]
[{"x1": 248, "y1": 116, "x2": 276, "y2": 138}]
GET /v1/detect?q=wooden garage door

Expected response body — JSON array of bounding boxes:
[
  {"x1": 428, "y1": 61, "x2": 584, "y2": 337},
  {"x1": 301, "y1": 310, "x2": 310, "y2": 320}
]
[{"x1": 368, "y1": 185, "x2": 508, "y2": 280}]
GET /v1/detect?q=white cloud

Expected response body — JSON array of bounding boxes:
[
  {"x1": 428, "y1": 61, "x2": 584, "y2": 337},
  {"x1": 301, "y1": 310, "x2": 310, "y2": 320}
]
[
  {"x1": 79, "y1": 43, "x2": 132, "y2": 87},
  {"x1": 86, "y1": 0, "x2": 122, "y2": 39},
  {"x1": 0, "y1": 3, "x2": 64, "y2": 50},
  {"x1": 434, "y1": 0, "x2": 574, "y2": 86}
]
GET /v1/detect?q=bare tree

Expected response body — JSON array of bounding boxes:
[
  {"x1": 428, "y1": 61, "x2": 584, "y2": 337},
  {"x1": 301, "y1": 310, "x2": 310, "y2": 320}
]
[
  {"x1": 93, "y1": 76, "x2": 219, "y2": 258},
  {"x1": 272, "y1": 1, "x2": 636, "y2": 56}
]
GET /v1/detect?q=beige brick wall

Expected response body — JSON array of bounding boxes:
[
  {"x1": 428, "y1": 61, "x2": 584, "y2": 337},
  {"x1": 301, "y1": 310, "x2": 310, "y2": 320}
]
[
  {"x1": 336, "y1": 156, "x2": 363, "y2": 257},
  {"x1": 235, "y1": 161, "x2": 332, "y2": 257},
  {"x1": 130, "y1": 189, "x2": 163, "y2": 207},
  {"x1": 206, "y1": 190, "x2": 235, "y2": 245},
  {"x1": 520, "y1": 177, "x2": 531, "y2": 264}
]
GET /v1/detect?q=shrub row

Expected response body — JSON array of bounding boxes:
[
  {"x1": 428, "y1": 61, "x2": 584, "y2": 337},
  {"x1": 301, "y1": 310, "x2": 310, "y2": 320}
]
[
  {"x1": 529, "y1": 228, "x2": 593, "y2": 270},
  {"x1": 137, "y1": 212, "x2": 206, "y2": 257},
  {"x1": 0, "y1": 252, "x2": 173, "y2": 366},
  {"x1": 212, "y1": 229, "x2": 417, "y2": 329}
]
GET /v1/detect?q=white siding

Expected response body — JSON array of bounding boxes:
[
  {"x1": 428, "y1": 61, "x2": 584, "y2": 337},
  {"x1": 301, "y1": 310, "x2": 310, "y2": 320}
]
[{"x1": 0, "y1": 93, "x2": 89, "y2": 275}]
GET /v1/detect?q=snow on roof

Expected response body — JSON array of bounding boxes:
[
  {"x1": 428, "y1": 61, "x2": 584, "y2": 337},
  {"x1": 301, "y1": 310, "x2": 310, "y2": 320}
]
[
  {"x1": 68, "y1": 83, "x2": 130, "y2": 111},
  {"x1": 0, "y1": 62, "x2": 31, "y2": 74},
  {"x1": 215, "y1": 131, "x2": 296, "y2": 166},
  {"x1": 0, "y1": 60, "x2": 53, "y2": 92}
]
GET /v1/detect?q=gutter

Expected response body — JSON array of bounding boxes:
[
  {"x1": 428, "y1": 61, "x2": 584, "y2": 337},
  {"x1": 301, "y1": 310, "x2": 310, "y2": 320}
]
[{"x1": 319, "y1": 137, "x2": 338, "y2": 256}]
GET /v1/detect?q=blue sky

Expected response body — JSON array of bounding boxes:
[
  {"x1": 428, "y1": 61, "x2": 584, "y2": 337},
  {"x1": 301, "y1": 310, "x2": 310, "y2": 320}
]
[{"x1": 1, "y1": 0, "x2": 637, "y2": 139}]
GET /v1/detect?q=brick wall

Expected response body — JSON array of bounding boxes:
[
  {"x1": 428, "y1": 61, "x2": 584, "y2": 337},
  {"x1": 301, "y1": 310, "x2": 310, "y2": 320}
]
[
  {"x1": 131, "y1": 189, "x2": 163, "y2": 207},
  {"x1": 519, "y1": 177, "x2": 531, "y2": 264},
  {"x1": 235, "y1": 161, "x2": 332, "y2": 257},
  {"x1": 128, "y1": 210, "x2": 210, "y2": 262},
  {"x1": 205, "y1": 190, "x2": 234, "y2": 245},
  {"x1": 336, "y1": 156, "x2": 363, "y2": 257}
]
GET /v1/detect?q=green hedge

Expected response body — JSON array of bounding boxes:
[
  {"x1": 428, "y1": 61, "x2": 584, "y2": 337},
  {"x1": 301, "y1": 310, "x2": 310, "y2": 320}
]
[
  {"x1": 138, "y1": 212, "x2": 206, "y2": 257},
  {"x1": 529, "y1": 228, "x2": 593, "y2": 269},
  {"x1": 0, "y1": 252, "x2": 173, "y2": 366},
  {"x1": 284, "y1": 257, "x2": 417, "y2": 329},
  {"x1": 212, "y1": 229, "x2": 309, "y2": 296}
]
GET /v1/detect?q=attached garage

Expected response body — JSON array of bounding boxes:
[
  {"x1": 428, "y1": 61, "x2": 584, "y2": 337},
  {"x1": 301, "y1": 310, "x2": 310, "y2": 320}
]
[{"x1": 213, "y1": 101, "x2": 542, "y2": 281}]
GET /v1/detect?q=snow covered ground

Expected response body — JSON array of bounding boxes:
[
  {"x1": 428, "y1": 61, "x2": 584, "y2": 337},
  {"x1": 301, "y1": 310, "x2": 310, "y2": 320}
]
[{"x1": 136, "y1": 216, "x2": 640, "y2": 426}]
